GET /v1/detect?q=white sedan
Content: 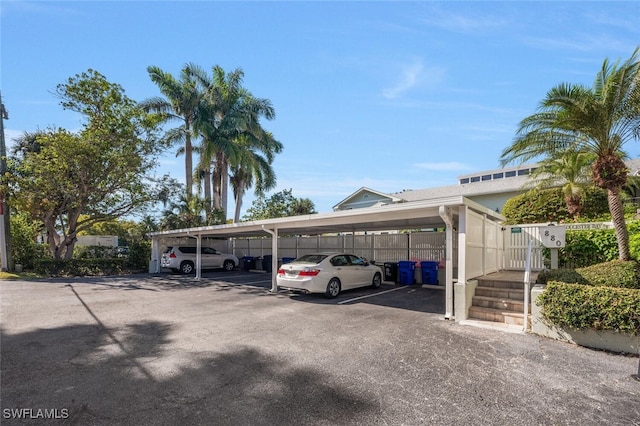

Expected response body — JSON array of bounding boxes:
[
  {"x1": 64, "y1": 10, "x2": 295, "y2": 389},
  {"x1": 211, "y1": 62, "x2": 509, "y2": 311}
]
[{"x1": 276, "y1": 253, "x2": 382, "y2": 298}]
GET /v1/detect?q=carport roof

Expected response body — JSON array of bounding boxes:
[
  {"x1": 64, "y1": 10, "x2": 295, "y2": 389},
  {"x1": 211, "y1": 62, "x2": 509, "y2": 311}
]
[{"x1": 149, "y1": 196, "x2": 504, "y2": 239}]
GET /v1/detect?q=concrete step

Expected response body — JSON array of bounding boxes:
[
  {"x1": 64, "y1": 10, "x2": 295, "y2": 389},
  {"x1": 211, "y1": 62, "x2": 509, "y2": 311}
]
[
  {"x1": 475, "y1": 286, "x2": 525, "y2": 300},
  {"x1": 476, "y1": 279, "x2": 526, "y2": 290},
  {"x1": 472, "y1": 295, "x2": 526, "y2": 311},
  {"x1": 468, "y1": 306, "x2": 530, "y2": 326}
]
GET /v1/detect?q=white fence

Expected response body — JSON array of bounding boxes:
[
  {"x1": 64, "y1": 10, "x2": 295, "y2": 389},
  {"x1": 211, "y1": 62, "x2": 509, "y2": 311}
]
[
  {"x1": 157, "y1": 222, "x2": 613, "y2": 274},
  {"x1": 503, "y1": 222, "x2": 614, "y2": 271},
  {"x1": 464, "y1": 209, "x2": 502, "y2": 278},
  {"x1": 76, "y1": 235, "x2": 118, "y2": 247},
  {"x1": 157, "y1": 232, "x2": 450, "y2": 265}
]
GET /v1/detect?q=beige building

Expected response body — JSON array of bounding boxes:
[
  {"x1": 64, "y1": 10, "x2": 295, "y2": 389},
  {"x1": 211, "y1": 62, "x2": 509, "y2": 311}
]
[{"x1": 334, "y1": 159, "x2": 640, "y2": 214}]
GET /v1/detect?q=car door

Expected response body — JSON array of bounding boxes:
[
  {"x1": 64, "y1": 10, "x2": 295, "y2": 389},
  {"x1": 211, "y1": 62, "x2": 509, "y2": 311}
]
[
  {"x1": 201, "y1": 247, "x2": 220, "y2": 268},
  {"x1": 347, "y1": 255, "x2": 373, "y2": 287},
  {"x1": 330, "y1": 254, "x2": 358, "y2": 289}
]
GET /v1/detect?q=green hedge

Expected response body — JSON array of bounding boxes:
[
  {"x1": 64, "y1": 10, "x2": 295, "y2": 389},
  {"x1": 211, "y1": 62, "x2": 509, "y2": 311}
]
[
  {"x1": 555, "y1": 229, "x2": 619, "y2": 267},
  {"x1": 35, "y1": 258, "x2": 129, "y2": 277},
  {"x1": 537, "y1": 260, "x2": 640, "y2": 289},
  {"x1": 502, "y1": 187, "x2": 609, "y2": 225},
  {"x1": 537, "y1": 281, "x2": 640, "y2": 335}
]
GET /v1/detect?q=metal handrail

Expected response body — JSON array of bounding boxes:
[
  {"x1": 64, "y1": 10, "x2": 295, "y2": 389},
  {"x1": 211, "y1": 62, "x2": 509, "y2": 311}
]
[{"x1": 523, "y1": 239, "x2": 532, "y2": 332}]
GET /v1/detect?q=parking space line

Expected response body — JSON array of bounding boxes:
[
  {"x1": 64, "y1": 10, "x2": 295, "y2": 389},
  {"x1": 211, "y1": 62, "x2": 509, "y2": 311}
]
[{"x1": 337, "y1": 286, "x2": 406, "y2": 305}]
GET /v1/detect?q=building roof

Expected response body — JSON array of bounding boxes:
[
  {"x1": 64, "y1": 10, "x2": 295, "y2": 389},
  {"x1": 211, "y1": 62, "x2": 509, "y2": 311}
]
[
  {"x1": 332, "y1": 187, "x2": 403, "y2": 210},
  {"x1": 150, "y1": 196, "x2": 503, "y2": 239},
  {"x1": 395, "y1": 174, "x2": 530, "y2": 202},
  {"x1": 395, "y1": 157, "x2": 640, "y2": 203}
]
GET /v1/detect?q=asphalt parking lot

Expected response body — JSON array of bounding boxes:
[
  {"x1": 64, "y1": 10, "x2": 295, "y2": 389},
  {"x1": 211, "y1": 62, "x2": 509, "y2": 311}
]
[{"x1": 1, "y1": 270, "x2": 639, "y2": 425}]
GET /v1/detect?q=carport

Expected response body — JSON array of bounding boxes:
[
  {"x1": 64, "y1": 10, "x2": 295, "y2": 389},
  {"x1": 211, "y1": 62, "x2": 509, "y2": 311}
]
[{"x1": 149, "y1": 196, "x2": 505, "y2": 321}]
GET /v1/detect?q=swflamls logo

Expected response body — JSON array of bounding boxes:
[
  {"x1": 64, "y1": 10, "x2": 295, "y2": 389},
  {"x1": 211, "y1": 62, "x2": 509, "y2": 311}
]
[{"x1": 3, "y1": 408, "x2": 69, "y2": 419}]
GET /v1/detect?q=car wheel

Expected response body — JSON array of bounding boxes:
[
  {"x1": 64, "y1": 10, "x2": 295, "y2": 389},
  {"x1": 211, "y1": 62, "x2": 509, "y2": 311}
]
[
  {"x1": 325, "y1": 278, "x2": 341, "y2": 298},
  {"x1": 371, "y1": 273, "x2": 382, "y2": 289},
  {"x1": 180, "y1": 261, "x2": 194, "y2": 274},
  {"x1": 223, "y1": 260, "x2": 235, "y2": 271}
]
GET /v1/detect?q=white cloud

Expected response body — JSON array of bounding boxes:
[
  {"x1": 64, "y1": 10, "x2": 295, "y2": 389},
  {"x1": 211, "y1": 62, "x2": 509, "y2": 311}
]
[
  {"x1": 421, "y1": 7, "x2": 508, "y2": 34},
  {"x1": 382, "y1": 59, "x2": 445, "y2": 100}
]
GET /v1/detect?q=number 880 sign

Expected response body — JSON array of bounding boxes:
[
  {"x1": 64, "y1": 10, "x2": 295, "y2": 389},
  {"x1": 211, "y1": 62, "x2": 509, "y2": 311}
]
[{"x1": 538, "y1": 226, "x2": 566, "y2": 248}]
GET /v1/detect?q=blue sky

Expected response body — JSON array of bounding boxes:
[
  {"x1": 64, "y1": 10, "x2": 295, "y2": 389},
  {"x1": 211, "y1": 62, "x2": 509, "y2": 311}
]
[{"x1": 2, "y1": 1, "x2": 639, "y2": 216}]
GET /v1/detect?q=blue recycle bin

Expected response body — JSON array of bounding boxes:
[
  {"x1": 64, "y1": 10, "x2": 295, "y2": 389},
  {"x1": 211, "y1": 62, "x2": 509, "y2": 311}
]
[
  {"x1": 242, "y1": 256, "x2": 256, "y2": 271},
  {"x1": 282, "y1": 257, "x2": 296, "y2": 264},
  {"x1": 398, "y1": 261, "x2": 416, "y2": 285},
  {"x1": 420, "y1": 261, "x2": 439, "y2": 285}
]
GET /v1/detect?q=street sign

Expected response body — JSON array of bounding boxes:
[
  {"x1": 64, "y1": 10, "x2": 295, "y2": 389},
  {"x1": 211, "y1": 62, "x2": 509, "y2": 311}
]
[{"x1": 539, "y1": 226, "x2": 566, "y2": 248}]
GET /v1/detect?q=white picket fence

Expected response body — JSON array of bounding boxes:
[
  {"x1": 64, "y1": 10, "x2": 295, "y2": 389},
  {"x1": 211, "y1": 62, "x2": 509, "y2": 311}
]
[{"x1": 503, "y1": 222, "x2": 614, "y2": 271}]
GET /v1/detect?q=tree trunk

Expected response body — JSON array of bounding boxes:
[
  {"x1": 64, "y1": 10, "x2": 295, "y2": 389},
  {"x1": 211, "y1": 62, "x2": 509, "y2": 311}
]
[
  {"x1": 203, "y1": 168, "x2": 212, "y2": 222},
  {"x1": 565, "y1": 194, "x2": 583, "y2": 217},
  {"x1": 44, "y1": 217, "x2": 62, "y2": 259},
  {"x1": 213, "y1": 160, "x2": 222, "y2": 212},
  {"x1": 608, "y1": 188, "x2": 631, "y2": 261},
  {"x1": 233, "y1": 181, "x2": 244, "y2": 223},
  {"x1": 221, "y1": 165, "x2": 228, "y2": 221},
  {"x1": 212, "y1": 152, "x2": 228, "y2": 222},
  {"x1": 62, "y1": 237, "x2": 77, "y2": 261},
  {"x1": 185, "y1": 128, "x2": 193, "y2": 196}
]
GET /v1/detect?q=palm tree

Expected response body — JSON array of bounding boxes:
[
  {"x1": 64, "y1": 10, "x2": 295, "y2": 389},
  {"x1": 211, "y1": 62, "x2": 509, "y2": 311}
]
[
  {"x1": 188, "y1": 64, "x2": 277, "y2": 221},
  {"x1": 141, "y1": 65, "x2": 202, "y2": 196},
  {"x1": 158, "y1": 194, "x2": 209, "y2": 230},
  {"x1": 525, "y1": 150, "x2": 595, "y2": 217},
  {"x1": 229, "y1": 132, "x2": 282, "y2": 222},
  {"x1": 11, "y1": 130, "x2": 45, "y2": 158},
  {"x1": 501, "y1": 47, "x2": 640, "y2": 260}
]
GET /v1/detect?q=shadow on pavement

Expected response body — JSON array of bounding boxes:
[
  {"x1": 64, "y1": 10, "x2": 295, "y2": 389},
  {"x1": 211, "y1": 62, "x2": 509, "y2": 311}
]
[
  {"x1": 1, "y1": 321, "x2": 379, "y2": 424},
  {"x1": 287, "y1": 284, "x2": 446, "y2": 315}
]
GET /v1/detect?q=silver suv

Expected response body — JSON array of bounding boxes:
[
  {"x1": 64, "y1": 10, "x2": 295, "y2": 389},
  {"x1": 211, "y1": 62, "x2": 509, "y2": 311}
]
[{"x1": 161, "y1": 246, "x2": 238, "y2": 274}]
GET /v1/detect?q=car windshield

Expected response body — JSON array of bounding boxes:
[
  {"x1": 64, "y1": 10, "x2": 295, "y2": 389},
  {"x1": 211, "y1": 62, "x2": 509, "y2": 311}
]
[{"x1": 292, "y1": 254, "x2": 328, "y2": 264}]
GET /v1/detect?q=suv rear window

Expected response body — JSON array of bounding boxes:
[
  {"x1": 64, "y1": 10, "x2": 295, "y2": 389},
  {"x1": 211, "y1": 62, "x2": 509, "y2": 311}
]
[{"x1": 178, "y1": 247, "x2": 197, "y2": 254}]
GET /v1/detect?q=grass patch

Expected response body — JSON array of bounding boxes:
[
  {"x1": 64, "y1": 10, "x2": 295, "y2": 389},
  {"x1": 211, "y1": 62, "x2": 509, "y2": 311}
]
[{"x1": 0, "y1": 271, "x2": 42, "y2": 280}]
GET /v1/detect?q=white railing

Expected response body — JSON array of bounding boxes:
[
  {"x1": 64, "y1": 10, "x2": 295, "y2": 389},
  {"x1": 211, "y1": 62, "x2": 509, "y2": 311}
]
[{"x1": 504, "y1": 222, "x2": 614, "y2": 271}]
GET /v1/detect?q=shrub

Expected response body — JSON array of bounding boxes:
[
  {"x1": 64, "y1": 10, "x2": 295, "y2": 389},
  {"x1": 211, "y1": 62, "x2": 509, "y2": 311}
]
[
  {"x1": 73, "y1": 245, "x2": 117, "y2": 259},
  {"x1": 10, "y1": 212, "x2": 48, "y2": 269},
  {"x1": 537, "y1": 281, "x2": 640, "y2": 335},
  {"x1": 125, "y1": 240, "x2": 151, "y2": 272},
  {"x1": 502, "y1": 188, "x2": 568, "y2": 224},
  {"x1": 502, "y1": 187, "x2": 609, "y2": 225},
  {"x1": 35, "y1": 258, "x2": 127, "y2": 277},
  {"x1": 537, "y1": 260, "x2": 640, "y2": 289},
  {"x1": 556, "y1": 229, "x2": 619, "y2": 268},
  {"x1": 628, "y1": 220, "x2": 640, "y2": 261}
]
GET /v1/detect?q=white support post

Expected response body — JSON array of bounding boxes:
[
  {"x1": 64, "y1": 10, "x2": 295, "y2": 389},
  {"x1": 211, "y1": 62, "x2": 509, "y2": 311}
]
[
  {"x1": 195, "y1": 234, "x2": 202, "y2": 280},
  {"x1": 550, "y1": 248, "x2": 558, "y2": 269},
  {"x1": 0, "y1": 203, "x2": 8, "y2": 271},
  {"x1": 262, "y1": 225, "x2": 279, "y2": 292},
  {"x1": 150, "y1": 238, "x2": 160, "y2": 273},
  {"x1": 439, "y1": 206, "x2": 455, "y2": 320},
  {"x1": 523, "y1": 238, "x2": 532, "y2": 332},
  {"x1": 457, "y1": 205, "x2": 467, "y2": 292}
]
